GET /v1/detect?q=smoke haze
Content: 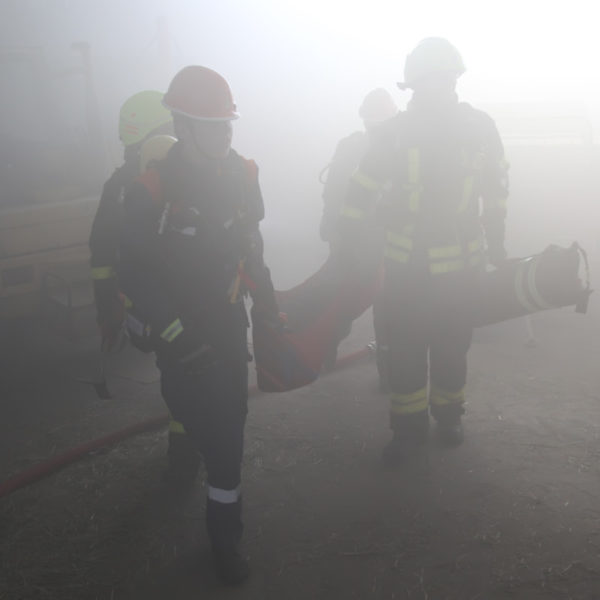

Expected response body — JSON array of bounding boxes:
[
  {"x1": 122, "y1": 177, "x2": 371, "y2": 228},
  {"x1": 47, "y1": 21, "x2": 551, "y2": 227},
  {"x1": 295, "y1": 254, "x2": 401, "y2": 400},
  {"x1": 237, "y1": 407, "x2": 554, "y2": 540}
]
[{"x1": 1, "y1": 0, "x2": 599, "y2": 283}]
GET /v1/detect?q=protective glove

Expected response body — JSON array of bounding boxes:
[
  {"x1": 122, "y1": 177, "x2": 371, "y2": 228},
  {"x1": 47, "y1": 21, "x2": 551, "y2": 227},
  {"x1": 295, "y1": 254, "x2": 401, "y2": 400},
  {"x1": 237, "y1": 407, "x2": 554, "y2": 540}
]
[
  {"x1": 265, "y1": 312, "x2": 291, "y2": 334},
  {"x1": 251, "y1": 303, "x2": 291, "y2": 335}
]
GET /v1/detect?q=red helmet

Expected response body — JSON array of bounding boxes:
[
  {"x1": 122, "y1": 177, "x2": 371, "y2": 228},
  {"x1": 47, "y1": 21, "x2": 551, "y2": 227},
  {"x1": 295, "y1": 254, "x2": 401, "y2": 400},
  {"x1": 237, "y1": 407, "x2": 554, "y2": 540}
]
[{"x1": 163, "y1": 65, "x2": 239, "y2": 121}]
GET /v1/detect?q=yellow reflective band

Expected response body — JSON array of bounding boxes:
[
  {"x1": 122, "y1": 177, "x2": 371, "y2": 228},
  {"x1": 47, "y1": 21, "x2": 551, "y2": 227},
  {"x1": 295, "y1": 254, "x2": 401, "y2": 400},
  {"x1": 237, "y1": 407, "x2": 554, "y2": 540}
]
[
  {"x1": 458, "y1": 175, "x2": 475, "y2": 213},
  {"x1": 386, "y1": 230, "x2": 413, "y2": 250},
  {"x1": 430, "y1": 385, "x2": 465, "y2": 407},
  {"x1": 406, "y1": 147, "x2": 421, "y2": 213},
  {"x1": 351, "y1": 169, "x2": 382, "y2": 192},
  {"x1": 123, "y1": 295, "x2": 133, "y2": 308},
  {"x1": 514, "y1": 262, "x2": 538, "y2": 313},
  {"x1": 429, "y1": 259, "x2": 466, "y2": 275},
  {"x1": 91, "y1": 266, "x2": 115, "y2": 280},
  {"x1": 384, "y1": 246, "x2": 410, "y2": 263},
  {"x1": 468, "y1": 239, "x2": 481, "y2": 253},
  {"x1": 160, "y1": 318, "x2": 184, "y2": 342},
  {"x1": 390, "y1": 387, "x2": 428, "y2": 415},
  {"x1": 428, "y1": 245, "x2": 462, "y2": 259},
  {"x1": 468, "y1": 255, "x2": 483, "y2": 267},
  {"x1": 228, "y1": 259, "x2": 246, "y2": 304},
  {"x1": 229, "y1": 273, "x2": 241, "y2": 303},
  {"x1": 169, "y1": 419, "x2": 186, "y2": 434},
  {"x1": 340, "y1": 205, "x2": 367, "y2": 220}
]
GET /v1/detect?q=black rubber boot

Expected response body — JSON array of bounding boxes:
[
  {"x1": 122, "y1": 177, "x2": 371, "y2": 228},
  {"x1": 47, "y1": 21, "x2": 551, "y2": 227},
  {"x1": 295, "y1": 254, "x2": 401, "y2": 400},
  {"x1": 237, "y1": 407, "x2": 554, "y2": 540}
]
[
  {"x1": 382, "y1": 411, "x2": 429, "y2": 467},
  {"x1": 213, "y1": 544, "x2": 250, "y2": 585},
  {"x1": 431, "y1": 404, "x2": 465, "y2": 447},
  {"x1": 163, "y1": 431, "x2": 201, "y2": 488},
  {"x1": 207, "y1": 497, "x2": 249, "y2": 585}
]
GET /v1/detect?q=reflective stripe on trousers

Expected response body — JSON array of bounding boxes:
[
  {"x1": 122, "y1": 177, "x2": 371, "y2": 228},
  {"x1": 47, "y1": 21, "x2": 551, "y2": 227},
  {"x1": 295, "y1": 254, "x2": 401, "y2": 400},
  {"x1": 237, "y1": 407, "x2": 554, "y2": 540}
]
[
  {"x1": 169, "y1": 418, "x2": 186, "y2": 434},
  {"x1": 91, "y1": 266, "x2": 115, "y2": 280},
  {"x1": 390, "y1": 387, "x2": 428, "y2": 416},
  {"x1": 430, "y1": 384, "x2": 465, "y2": 407},
  {"x1": 208, "y1": 484, "x2": 241, "y2": 504}
]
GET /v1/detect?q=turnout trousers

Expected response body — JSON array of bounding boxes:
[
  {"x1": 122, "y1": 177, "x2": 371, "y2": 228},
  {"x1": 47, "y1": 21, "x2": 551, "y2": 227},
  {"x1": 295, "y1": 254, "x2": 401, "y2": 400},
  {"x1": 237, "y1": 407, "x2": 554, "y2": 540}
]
[
  {"x1": 158, "y1": 333, "x2": 249, "y2": 551},
  {"x1": 383, "y1": 264, "x2": 478, "y2": 422}
]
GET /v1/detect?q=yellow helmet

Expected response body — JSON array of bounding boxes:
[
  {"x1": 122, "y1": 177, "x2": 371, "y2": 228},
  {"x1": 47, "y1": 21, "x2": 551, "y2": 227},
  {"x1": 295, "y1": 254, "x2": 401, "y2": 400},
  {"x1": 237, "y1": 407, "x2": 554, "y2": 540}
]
[
  {"x1": 139, "y1": 134, "x2": 177, "y2": 172},
  {"x1": 118, "y1": 90, "x2": 172, "y2": 147}
]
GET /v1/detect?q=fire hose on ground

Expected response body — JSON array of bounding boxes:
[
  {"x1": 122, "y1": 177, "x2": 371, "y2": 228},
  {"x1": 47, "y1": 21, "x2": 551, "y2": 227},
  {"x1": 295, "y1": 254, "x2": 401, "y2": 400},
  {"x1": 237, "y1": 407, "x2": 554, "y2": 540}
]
[{"x1": 0, "y1": 346, "x2": 372, "y2": 500}]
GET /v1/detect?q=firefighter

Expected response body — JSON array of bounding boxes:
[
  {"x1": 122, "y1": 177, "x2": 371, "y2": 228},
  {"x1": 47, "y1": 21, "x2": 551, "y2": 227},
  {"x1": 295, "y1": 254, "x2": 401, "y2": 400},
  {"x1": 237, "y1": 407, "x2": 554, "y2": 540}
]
[
  {"x1": 320, "y1": 88, "x2": 397, "y2": 380},
  {"x1": 89, "y1": 90, "x2": 172, "y2": 348},
  {"x1": 88, "y1": 91, "x2": 199, "y2": 484},
  {"x1": 340, "y1": 38, "x2": 509, "y2": 466},
  {"x1": 117, "y1": 65, "x2": 278, "y2": 584}
]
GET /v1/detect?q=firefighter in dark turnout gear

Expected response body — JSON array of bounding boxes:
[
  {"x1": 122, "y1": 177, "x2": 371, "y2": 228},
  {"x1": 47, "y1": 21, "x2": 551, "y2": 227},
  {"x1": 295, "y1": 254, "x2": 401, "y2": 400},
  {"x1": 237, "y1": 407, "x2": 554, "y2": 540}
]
[
  {"x1": 88, "y1": 91, "x2": 199, "y2": 483},
  {"x1": 340, "y1": 38, "x2": 509, "y2": 465},
  {"x1": 320, "y1": 88, "x2": 398, "y2": 381},
  {"x1": 118, "y1": 66, "x2": 278, "y2": 584},
  {"x1": 90, "y1": 90, "x2": 171, "y2": 349}
]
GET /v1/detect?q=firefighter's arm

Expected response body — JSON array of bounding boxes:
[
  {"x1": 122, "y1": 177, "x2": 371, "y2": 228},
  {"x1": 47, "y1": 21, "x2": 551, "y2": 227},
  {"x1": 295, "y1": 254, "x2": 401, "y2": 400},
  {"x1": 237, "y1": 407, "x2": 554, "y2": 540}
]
[
  {"x1": 89, "y1": 170, "x2": 122, "y2": 279},
  {"x1": 89, "y1": 169, "x2": 129, "y2": 346},
  {"x1": 89, "y1": 169, "x2": 123, "y2": 328},
  {"x1": 480, "y1": 116, "x2": 510, "y2": 266},
  {"x1": 244, "y1": 227, "x2": 279, "y2": 320},
  {"x1": 337, "y1": 127, "x2": 393, "y2": 264},
  {"x1": 321, "y1": 133, "x2": 365, "y2": 242},
  {"x1": 239, "y1": 161, "x2": 280, "y2": 319}
]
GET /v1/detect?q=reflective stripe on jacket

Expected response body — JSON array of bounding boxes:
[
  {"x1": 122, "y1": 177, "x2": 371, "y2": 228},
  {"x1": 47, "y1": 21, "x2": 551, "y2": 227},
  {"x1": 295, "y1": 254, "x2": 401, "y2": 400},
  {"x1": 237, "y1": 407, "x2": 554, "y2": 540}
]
[{"x1": 343, "y1": 102, "x2": 509, "y2": 275}]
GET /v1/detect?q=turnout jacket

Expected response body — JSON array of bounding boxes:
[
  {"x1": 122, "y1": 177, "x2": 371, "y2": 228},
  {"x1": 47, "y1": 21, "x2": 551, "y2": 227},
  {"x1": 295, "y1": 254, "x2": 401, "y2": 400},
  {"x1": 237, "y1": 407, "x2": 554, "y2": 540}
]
[
  {"x1": 341, "y1": 97, "x2": 509, "y2": 275},
  {"x1": 118, "y1": 142, "x2": 276, "y2": 359}
]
